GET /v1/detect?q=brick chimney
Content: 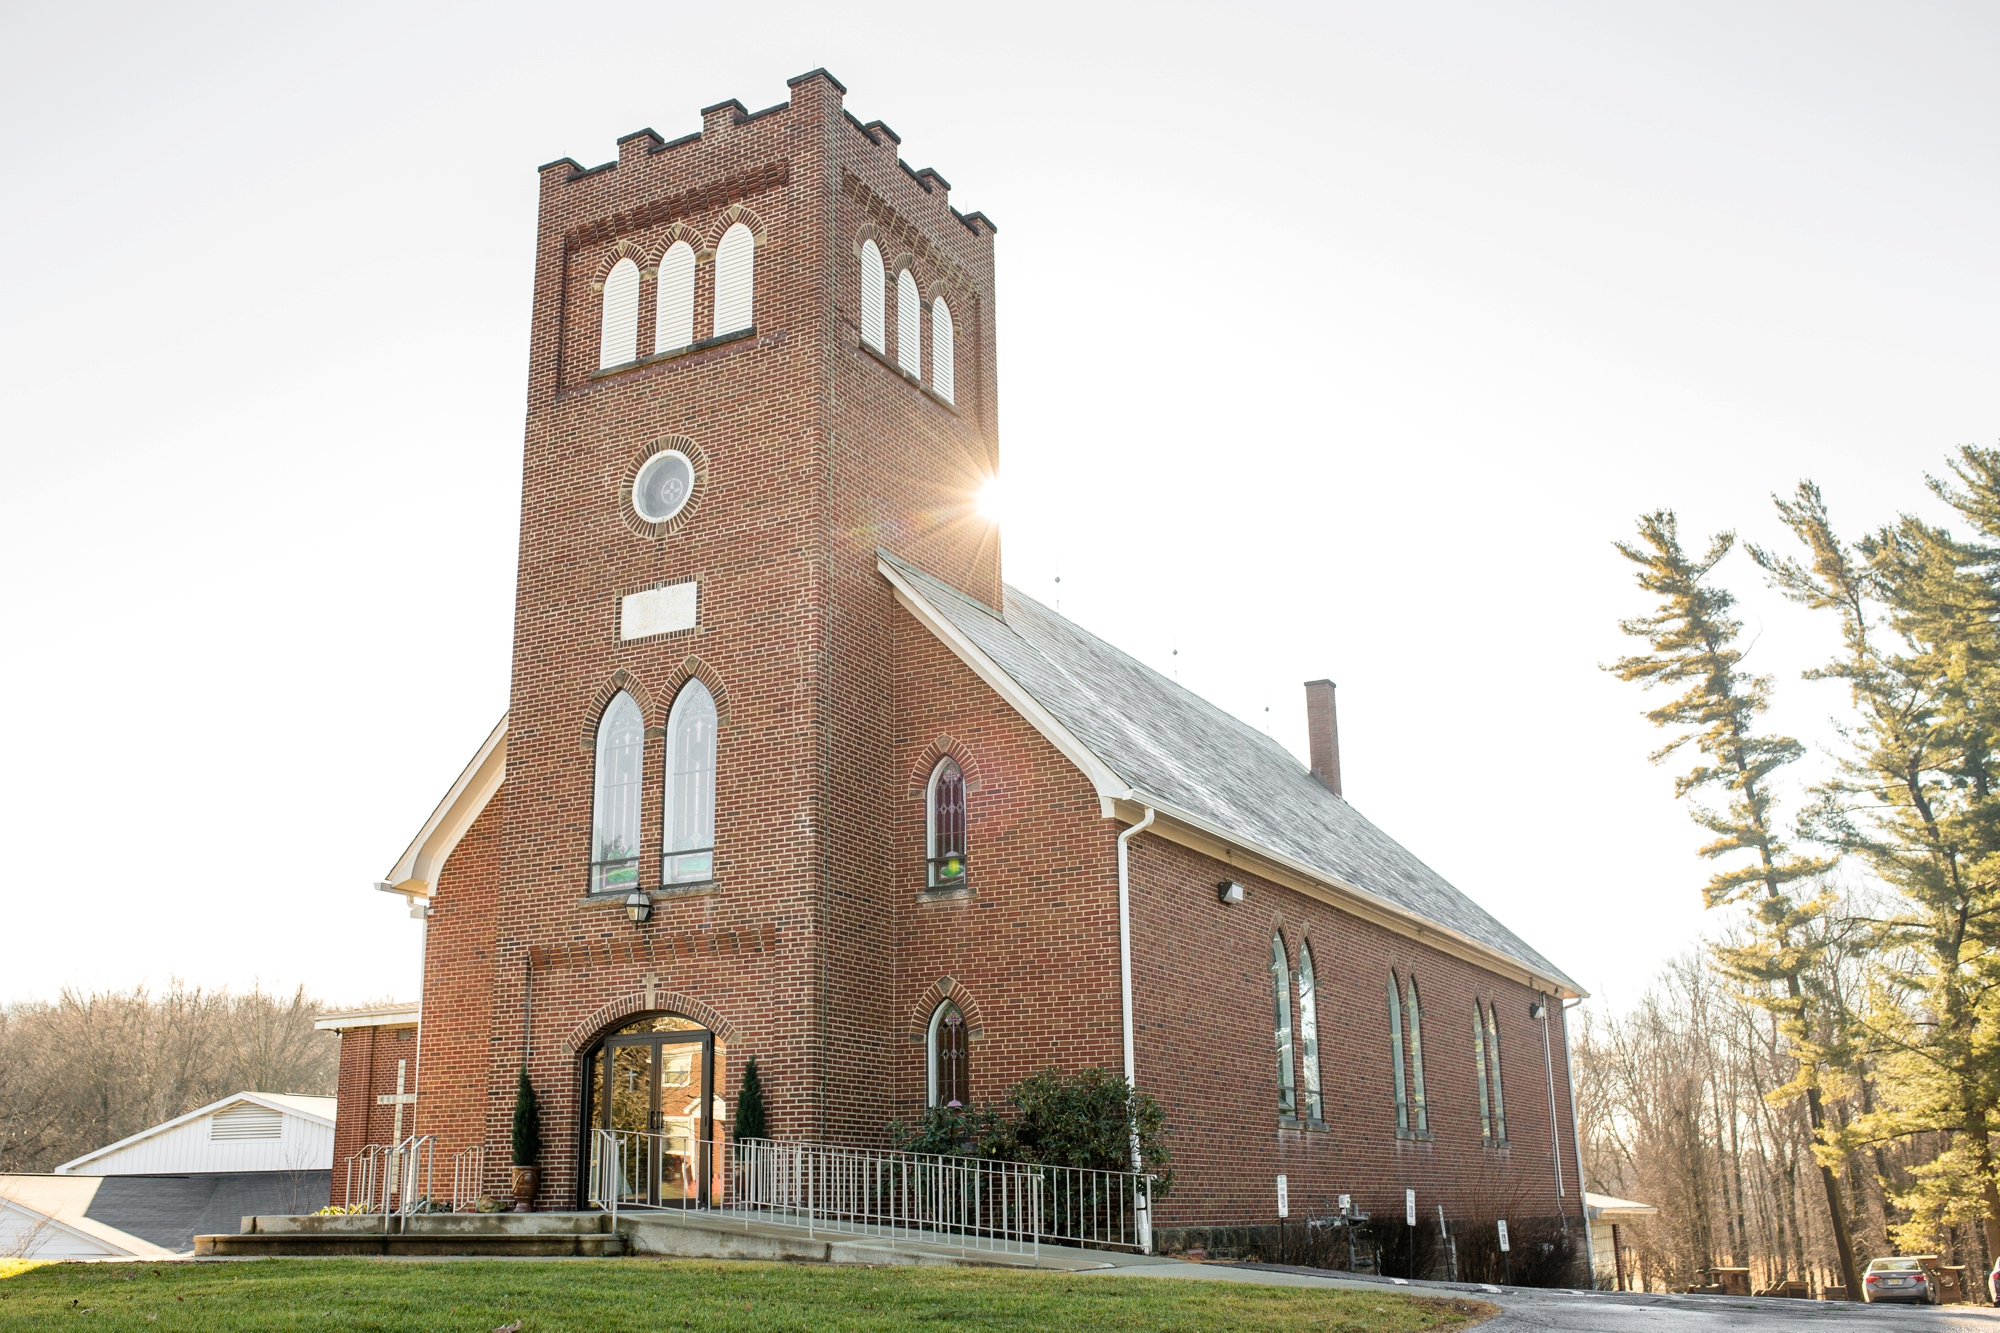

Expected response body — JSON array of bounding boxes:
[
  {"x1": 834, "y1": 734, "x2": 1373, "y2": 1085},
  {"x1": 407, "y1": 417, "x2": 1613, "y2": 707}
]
[{"x1": 1304, "y1": 679, "x2": 1341, "y2": 796}]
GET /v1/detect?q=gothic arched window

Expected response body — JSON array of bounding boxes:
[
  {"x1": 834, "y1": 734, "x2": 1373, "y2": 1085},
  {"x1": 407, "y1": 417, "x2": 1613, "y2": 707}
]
[
  {"x1": 655, "y1": 241, "x2": 696, "y2": 353},
  {"x1": 1297, "y1": 941, "x2": 1323, "y2": 1122},
  {"x1": 1388, "y1": 972, "x2": 1409, "y2": 1134},
  {"x1": 713, "y1": 223, "x2": 755, "y2": 337},
  {"x1": 929, "y1": 1000, "x2": 969, "y2": 1108},
  {"x1": 927, "y1": 759, "x2": 967, "y2": 887},
  {"x1": 663, "y1": 681, "x2": 717, "y2": 884},
  {"x1": 590, "y1": 691, "x2": 644, "y2": 892},
  {"x1": 1484, "y1": 1000, "x2": 1508, "y2": 1142},
  {"x1": 1406, "y1": 974, "x2": 1430, "y2": 1135},
  {"x1": 896, "y1": 268, "x2": 921, "y2": 376},
  {"x1": 860, "y1": 239, "x2": 886, "y2": 353},
  {"x1": 931, "y1": 296, "x2": 954, "y2": 403},
  {"x1": 1272, "y1": 935, "x2": 1296, "y2": 1118},
  {"x1": 599, "y1": 257, "x2": 640, "y2": 369}
]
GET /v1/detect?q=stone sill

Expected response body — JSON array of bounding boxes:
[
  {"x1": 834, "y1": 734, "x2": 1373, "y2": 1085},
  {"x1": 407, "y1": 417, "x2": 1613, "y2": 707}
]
[{"x1": 591, "y1": 325, "x2": 757, "y2": 380}]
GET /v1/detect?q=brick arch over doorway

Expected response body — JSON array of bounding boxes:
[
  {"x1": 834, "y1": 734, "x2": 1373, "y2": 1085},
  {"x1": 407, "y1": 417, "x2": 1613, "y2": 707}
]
[{"x1": 563, "y1": 990, "x2": 738, "y2": 1053}]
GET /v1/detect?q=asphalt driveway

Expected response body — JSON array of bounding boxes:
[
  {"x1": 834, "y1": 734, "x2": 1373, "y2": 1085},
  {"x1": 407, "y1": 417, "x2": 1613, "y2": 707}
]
[{"x1": 1226, "y1": 1264, "x2": 2000, "y2": 1330}]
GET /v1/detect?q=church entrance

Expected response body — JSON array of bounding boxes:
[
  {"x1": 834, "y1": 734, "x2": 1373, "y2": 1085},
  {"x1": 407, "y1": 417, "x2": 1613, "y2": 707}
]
[{"x1": 581, "y1": 1014, "x2": 724, "y2": 1208}]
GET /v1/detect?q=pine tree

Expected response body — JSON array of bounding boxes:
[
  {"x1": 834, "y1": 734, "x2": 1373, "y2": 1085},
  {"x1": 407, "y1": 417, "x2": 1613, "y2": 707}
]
[
  {"x1": 733, "y1": 1057, "x2": 768, "y2": 1143},
  {"x1": 1610, "y1": 510, "x2": 1858, "y2": 1296},
  {"x1": 511, "y1": 1066, "x2": 541, "y2": 1167},
  {"x1": 1753, "y1": 463, "x2": 2000, "y2": 1260}
]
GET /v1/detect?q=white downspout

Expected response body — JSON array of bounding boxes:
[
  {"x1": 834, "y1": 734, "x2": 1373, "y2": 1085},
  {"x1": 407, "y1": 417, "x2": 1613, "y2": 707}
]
[
  {"x1": 1118, "y1": 806, "x2": 1156, "y2": 1252},
  {"x1": 1563, "y1": 997, "x2": 1598, "y2": 1283}
]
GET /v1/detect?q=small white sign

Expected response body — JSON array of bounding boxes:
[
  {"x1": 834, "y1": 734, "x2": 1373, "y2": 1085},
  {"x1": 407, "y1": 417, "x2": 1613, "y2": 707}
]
[
  {"x1": 1276, "y1": 1175, "x2": 1289, "y2": 1219},
  {"x1": 622, "y1": 582, "x2": 697, "y2": 640},
  {"x1": 1497, "y1": 1219, "x2": 1511, "y2": 1252},
  {"x1": 1338, "y1": 1193, "x2": 1351, "y2": 1214},
  {"x1": 1405, "y1": 1189, "x2": 1417, "y2": 1227}
]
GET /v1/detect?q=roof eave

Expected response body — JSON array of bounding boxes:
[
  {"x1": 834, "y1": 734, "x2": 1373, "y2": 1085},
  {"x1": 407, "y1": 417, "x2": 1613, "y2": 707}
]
[
  {"x1": 383, "y1": 714, "x2": 507, "y2": 897},
  {"x1": 52, "y1": 1092, "x2": 332, "y2": 1174}
]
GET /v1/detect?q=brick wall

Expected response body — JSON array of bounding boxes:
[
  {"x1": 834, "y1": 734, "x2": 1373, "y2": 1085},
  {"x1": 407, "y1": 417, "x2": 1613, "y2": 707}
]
[
  {"x1": 412, "y1": 791, "x2": 501, "y2": 1187},
  {"x1": 330, "y1": 1022, "x2": 420, "y2": 1204}
]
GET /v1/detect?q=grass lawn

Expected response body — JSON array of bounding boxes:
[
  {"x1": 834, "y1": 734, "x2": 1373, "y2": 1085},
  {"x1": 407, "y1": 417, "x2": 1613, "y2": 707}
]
[{"x1": 0, "y1": 1257, "x2": 1492, "y2": 1331}]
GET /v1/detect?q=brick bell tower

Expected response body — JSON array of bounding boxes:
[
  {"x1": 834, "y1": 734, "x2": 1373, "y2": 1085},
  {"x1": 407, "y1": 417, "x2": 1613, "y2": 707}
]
[{"x1": 473, "y1": 69, "x2": 1000, "y2": 1203}]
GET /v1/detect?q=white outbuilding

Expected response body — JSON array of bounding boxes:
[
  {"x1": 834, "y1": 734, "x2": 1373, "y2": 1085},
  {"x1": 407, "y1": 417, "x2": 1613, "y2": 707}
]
[{"x1": 55, "y1": 1093, "x2": 334, "y2": 1177}]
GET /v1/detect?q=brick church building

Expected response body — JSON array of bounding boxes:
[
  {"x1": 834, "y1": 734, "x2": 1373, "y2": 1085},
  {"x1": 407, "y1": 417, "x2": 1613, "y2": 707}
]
[{"x1": 329, "y1": 69, "x2": 1588, "y2": 1250}]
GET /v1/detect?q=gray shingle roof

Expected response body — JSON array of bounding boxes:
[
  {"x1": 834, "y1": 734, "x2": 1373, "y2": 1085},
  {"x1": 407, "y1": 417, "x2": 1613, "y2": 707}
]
[{"x1": 882, "y1": 550, "x2": 1579, "y2": 993}]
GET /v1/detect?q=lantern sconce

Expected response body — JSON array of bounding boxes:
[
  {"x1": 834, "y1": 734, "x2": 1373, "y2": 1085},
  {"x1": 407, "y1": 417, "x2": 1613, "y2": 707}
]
[{"x1": 625, "y1": 892, "x2": 653, "y2": 925}]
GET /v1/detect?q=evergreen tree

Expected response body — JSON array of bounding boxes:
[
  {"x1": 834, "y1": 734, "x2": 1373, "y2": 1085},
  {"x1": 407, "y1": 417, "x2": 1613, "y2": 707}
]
[
  {"x1": 1754, "y1": 462, "x2": 2000, "y2": 1259},
  {"x1": 733, "y1": 1057, "x2": 768, "y2": 1143},
  {"x1": 511, "y1": 1066, "x2": 541, "y2": 1167},
  {"x1": 1610, "y1": 510, "x2": 1859, "y2": 1295}
]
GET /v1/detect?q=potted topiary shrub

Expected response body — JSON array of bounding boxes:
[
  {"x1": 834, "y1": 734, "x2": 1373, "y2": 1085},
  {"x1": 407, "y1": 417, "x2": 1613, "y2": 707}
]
[
  {"x1": 510, "y1": 1066, "x2": 541, "y2": 1211},
  {"x1": 733, "y1": 1057, "x2": 769, "y2": 1142}
]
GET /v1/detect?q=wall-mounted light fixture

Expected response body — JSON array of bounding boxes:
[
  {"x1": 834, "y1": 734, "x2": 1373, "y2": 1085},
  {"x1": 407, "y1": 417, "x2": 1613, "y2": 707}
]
[
  {"x1": 1528, "y1": 999, "x2": 1546, "y2": 1020},
  {"x1": 625, "y1": 892, "x2": 653, "y2": 925},
  {"x1": 1217, "y1": 881, "x2": 1246, "y2": 905}
]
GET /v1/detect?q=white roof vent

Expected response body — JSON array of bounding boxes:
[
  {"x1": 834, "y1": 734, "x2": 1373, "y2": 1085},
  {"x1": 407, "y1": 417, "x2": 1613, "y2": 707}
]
[{"x1": 209, "y1": 1103, "x2": 283, "y2": 1141}]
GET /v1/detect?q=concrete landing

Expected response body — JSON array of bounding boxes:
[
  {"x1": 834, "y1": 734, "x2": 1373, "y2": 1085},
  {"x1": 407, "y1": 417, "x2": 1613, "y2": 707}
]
[
  {"x1": 194, "y1": 1212, "x2": 624, "y2": 1257},
  {"x1": 617, "y1": 1207, "x2": 1129, "y2": 1271}
]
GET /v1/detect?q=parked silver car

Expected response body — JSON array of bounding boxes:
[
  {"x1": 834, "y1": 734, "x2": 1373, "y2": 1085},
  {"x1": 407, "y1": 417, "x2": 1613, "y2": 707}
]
[{"x1": 1863, "y1": 1257, "x2": 1934, "y2": 1304}]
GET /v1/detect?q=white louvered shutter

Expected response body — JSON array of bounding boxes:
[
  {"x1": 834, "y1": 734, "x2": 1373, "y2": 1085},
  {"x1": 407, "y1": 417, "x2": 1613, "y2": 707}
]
[
  {"x1": 210, "y1": 1103, "x2": 283, "y2": 1140},
  {"x1": 655, "y1": 242, "x2": 696, "y2": 353},
  {"x1": 896, "y1": 269, "x2": 921, "y2": 376},
  {"x1": 598, "y1": 258, "x2": 640, "y2": 369},
  {"x1": 860, "y1": 240, "x2": 886, "y2": 352},
  {"x1": 713, "y1": 224, "x2": 755, "y2": 336},
  {"x1": 931, "y1": 297, "x2": 954, "y2": 403}
]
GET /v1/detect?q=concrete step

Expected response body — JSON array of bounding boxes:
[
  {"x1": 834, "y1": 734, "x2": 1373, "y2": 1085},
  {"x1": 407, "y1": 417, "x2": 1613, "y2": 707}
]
[{"x1": 193, "y1": 1211, "x2": 624, "y2": 1257}]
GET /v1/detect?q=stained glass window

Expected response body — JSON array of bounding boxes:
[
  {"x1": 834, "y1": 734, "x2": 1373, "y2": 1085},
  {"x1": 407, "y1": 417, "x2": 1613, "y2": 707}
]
[{"x1": 590, "y1": 691, "x2": 644, "y2": 893}]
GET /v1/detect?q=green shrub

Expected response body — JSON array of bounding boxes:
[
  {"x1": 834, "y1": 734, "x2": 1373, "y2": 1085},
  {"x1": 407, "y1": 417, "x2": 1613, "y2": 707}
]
[
  {"x1": 734, "y1": 1057, "x2": 769, "y2": 1142},
  {"x1": 512, "y1": 1067, "x2": 541, "y2": 1167}
]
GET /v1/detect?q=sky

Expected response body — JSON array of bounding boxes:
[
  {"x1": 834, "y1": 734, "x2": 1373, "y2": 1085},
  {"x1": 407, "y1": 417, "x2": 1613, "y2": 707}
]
[{"x1": 2, "y1": 1, "x2": 1995, "y2": 1016}]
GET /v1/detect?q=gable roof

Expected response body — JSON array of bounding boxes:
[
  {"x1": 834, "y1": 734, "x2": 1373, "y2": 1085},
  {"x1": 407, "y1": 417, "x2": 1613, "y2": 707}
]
[
  {"x1": 0, "y1": 1176, "x2": 174, "y2": 1258},
  {"x1": 53, "y1": 1093, "x2": 335, "y2": 1175},
  {"x1": 382, "y1": 713, "x2": 507, "y2": 900},
  {"x1": 879, "y1": 549, "x2": 1581, "y2": 997}
]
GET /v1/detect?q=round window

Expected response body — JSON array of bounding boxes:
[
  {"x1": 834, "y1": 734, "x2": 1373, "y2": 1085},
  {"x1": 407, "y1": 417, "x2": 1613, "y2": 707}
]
[{"x1": 632, "y1": 450, "x2": 695, "y2": 523}]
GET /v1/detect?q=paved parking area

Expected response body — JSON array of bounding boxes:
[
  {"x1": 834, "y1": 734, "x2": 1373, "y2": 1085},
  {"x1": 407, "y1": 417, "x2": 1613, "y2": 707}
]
[{"x1": 1225, "y1": 1263, "x2": 2000, "y2": 1329}]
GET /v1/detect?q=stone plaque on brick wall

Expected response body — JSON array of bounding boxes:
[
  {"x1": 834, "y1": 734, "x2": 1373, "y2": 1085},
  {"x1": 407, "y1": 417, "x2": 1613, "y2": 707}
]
[{"x1": 621, "y1": 582, "x2": 697, "y2": 640}]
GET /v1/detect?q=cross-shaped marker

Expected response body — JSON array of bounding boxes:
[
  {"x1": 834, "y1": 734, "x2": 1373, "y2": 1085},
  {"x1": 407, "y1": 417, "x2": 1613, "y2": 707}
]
[{"x1": 376, "y1": 1059, "x2": 417, "y2": 1141}]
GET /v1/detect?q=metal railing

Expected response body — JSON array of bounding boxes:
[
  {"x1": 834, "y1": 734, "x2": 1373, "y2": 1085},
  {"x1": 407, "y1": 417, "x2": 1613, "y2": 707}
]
[
  {"x1": 452, "y1": 1143, "x2": 486, "y2": 1212},
  {"x1": 342, "y1": 1135, "x2": 436, "y2": 1223},
  {"x1": 588, "y1": 1130, "x2": 1155, "y2": 1257}
]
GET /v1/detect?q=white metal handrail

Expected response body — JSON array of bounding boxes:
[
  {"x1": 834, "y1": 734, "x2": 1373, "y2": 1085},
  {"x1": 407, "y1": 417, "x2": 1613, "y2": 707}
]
[
  {"x1": 588, "y1": 1130, "x2": 1155, "y2": 1256},
  {"x1": 451, "y1": 1143, "x2": 486, "y2": 1212},
  {"x1": 343, "y1": 1135, "x2": 436, "y2": 1222}
]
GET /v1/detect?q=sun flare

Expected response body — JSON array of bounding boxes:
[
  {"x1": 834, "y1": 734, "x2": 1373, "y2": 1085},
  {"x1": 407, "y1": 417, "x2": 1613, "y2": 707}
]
[{"x1": 977, "y1": 475, "x2": 1006, "y2": 524}]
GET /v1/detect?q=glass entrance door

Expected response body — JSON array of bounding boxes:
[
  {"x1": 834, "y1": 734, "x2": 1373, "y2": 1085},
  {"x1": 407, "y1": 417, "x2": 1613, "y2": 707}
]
[{"x1": 586, "y1": 1015, "x2": 718, "y2": 1207}]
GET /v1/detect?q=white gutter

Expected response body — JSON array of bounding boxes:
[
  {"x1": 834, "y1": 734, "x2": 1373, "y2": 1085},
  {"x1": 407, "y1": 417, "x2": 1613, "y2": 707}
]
[{"x1": 1118, "y1": 805, "x2": 1156, "y2": 1253}]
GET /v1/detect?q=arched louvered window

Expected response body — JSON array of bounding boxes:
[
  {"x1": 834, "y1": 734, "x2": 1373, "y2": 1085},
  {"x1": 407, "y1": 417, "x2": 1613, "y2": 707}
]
[
  {"x1": 896, "y1": 268, "x2": 921, "y2": 376},
  {"x1": 927, "y1": 758, "x2": 967, "y2": 887},
  {"x1": 599, "y1": 257, "x2": 641, "y2": 369},
  {"x1": 1473, "y1": 1001, "x2": 1494, "y2": 1141},
  {"x1": 1406, "y1": 975, "x2": 1429, "y2": 1135},
  {"x1": 928, "y1": 1000, "x2": 969, "y2": 1108},
  {"x1": 1297, "y1": 941, "x2": 1323, "y2": 1122},
  {"x1": 930, "y1": 297, "x2": 954, "y2": 403},
  {"x1": 1484, "y1": 1001, "x2": 1508, "y2": 1142},
  {"x1": 713, "y1": 223, "x2": 755, "y2": 337},
  {"x1": 655, "y1": 241, "x2": 696, "y2": 353},
  {"x1": 1272, "y1": 936, "x2": 1296, "y2": 1117},
  {"x1": 1387, "y1": 973, "x2": 1409, "y2": 1134},
  {"x1": 590, "y1": 691, "x2": 644, "y2": 892},
  {"x1": 663, "y1": 680, "x2": 717, "y2": 884},
  {"x1": 860, "y1": 239, "x2": 886, "y2": 353}
]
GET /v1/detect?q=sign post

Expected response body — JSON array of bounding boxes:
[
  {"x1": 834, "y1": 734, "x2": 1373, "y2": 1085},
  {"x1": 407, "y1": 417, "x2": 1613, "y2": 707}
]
[
  {"x1": 1498, "y1": 1218, "x2": 1511, "y2": 1287},
  {"x1": 1277, "y1": 1175, "x2": 1289, "y2": 1265},
  {"x1": 1405, "y1": 1189, "x2": 1417, "y2": 1280}
]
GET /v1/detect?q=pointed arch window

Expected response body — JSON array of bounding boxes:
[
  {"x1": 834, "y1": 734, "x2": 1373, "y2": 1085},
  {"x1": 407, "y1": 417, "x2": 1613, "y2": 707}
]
[
  {"x1": 896, "y1": 269, "x2": 921, "y2": 376},
  {"x1": 927, "y1": 758, "x2": 967, "y2": 887},
  {"x1": 1297, "y1": 941, "x2": 1323, "y2": 1122},
  {"x1": 1473, "y1": 1001, "x2": 1494, "y2": 1141},
  {"x1": 1484, "y1": 1001, "x2": 1508, "y2": 1142},
  {"x1": 1406, "y1": 974, "x2": 1430, "y2": 1135},
  {"x1": 1387, "y1": 973, "x2": 1409, "y2": 1134},
  {"x1": 931, "y1": 297, "x2": 954, "y2": 403},
  {"x1": 599, "y1": 257, "x2": 641, "y2": 369},
  {"x1": 663, "y1": 680, "x2": 717, "y2": 884},
  {"x1": 1272, "y1": 935, "x2": 1296, "y2": 1117},
  {"x1": 860, "y1": 239, "x2": 886, "y2": 353},
  {"x1": 928, "y1": 1000, "x2": 969, "y2": 1108},
  {"x1": 655, "y1": 241, "x2": 696, "y2": 353},
  {"x1": 590, "y1": 691, "x2": 644, "y2": 892},
  {"x1": 713, "y1": 223, "x2": 755, "y2": 337}
]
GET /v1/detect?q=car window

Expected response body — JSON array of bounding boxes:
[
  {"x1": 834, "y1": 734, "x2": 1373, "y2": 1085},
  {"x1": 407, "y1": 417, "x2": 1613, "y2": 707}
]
[{"x1": 1867, "y1": 1259, "x2": 1921, "y2": 1272}]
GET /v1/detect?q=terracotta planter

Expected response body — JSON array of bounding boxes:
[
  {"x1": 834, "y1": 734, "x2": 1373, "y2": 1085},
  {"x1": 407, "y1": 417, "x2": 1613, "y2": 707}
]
[{"x1": 510, "y1": 1165, "x2": 540, "y2": 1212}]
